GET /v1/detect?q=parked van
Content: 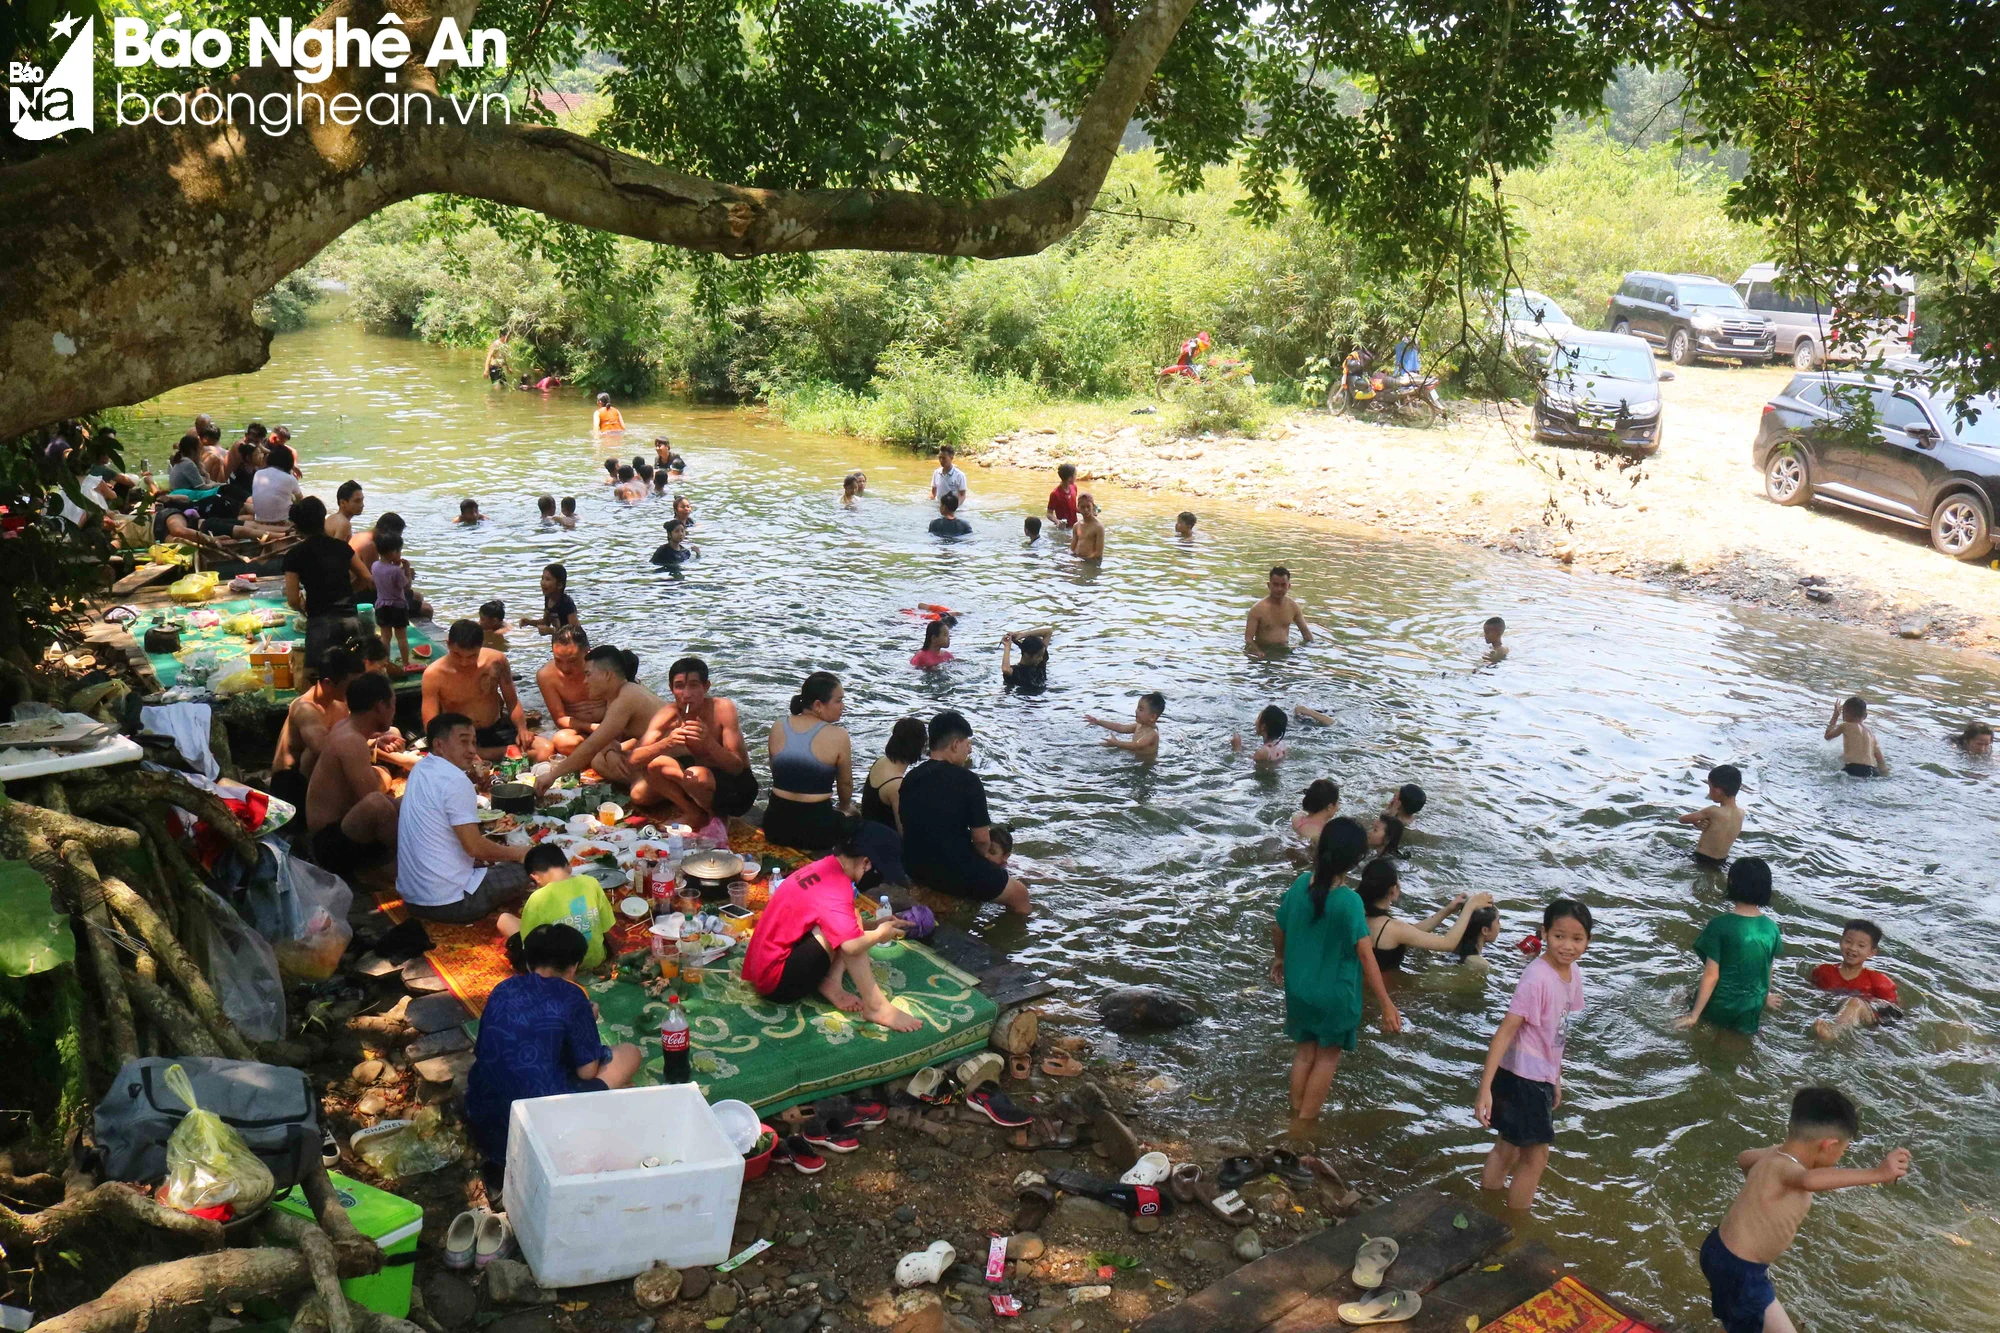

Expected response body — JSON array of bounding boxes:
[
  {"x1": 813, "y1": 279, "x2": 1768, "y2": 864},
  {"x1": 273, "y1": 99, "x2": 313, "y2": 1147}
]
[{"x1": 1733, "y1": 263, "x2": 1917, "y2": 370}]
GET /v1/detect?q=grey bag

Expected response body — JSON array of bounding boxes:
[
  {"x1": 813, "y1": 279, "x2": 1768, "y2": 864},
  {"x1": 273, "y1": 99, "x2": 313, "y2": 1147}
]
[{"x1": 94, "y1": 1056, "x2": 318, "y2": 1192}]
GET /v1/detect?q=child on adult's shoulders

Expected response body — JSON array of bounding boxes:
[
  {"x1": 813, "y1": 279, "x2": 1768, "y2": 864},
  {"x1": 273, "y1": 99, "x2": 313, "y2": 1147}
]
[
  {"x1": 498, "y1": 843, "x2": 616, "y2": 972},
  {"x1": 1679, "y1": 763, "x2": 1745, "y2": 869},
  {"x1": 1811, "y1": 918, "x2": 1900, "y2": 1040},
  {"x1": 1700, "y1": 1086, "x2": 1910, "y2": 1333},
  {"x1": 1086, "y1": 692, "x2": 1163, "y2": 760},
  {"x1": 1677, "y1": 857, "x2": 1783, "y2": 1035},
  {"x1": 455, "y1": 497, "x2": 487, "y2": 525},
  {"x1": 1232, "y1": 704, "x2": 1288, "y2": 764},
  {"x1": 1824, "y1": 695, "x2": 1887, "y2": 776}
]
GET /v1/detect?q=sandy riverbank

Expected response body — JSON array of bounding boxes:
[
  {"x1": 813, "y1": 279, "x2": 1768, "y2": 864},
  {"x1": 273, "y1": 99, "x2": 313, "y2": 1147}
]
[{"x1": 970, "y1": 362, "x2": 2000, "y2": 661}]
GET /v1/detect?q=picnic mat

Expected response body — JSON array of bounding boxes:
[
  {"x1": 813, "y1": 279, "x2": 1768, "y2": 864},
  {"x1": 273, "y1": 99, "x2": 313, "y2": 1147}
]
[
  {"x1": 374, "y1": 825, "x2": 999, "y2": 1112},
  {"x1": 133, "y1": 596, "x2": 436, "y2": 692},
  {"x1": 1480, "y1": 1276, "x2": 1663, "y2": 1333}
]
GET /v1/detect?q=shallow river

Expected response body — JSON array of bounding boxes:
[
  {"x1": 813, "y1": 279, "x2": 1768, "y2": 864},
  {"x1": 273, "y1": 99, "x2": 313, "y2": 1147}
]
[{"x1": 128, "y1": 316, "x2": 2000, "y2": 1330}]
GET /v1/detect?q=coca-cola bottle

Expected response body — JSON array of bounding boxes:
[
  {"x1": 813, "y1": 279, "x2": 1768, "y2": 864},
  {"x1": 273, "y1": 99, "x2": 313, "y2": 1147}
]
[{"x1": 660, "y1": 994, "x2": 692, "y2": 1084}]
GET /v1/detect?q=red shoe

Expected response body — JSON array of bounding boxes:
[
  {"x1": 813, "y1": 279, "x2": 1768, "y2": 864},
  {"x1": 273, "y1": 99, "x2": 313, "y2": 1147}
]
[
  {"x1": 966, "y1": 1089, "x2": 1033, "y2": 1128},
  {"x1": 839, "y1": 1100, "x2": 887, "y2": 1130},
  {"x1": 773, "y1": 1136, "x2": 826, "y2": 1175},
  {"x1": 803, "y1": 1124, "x2": 861, "y2": 1153}
]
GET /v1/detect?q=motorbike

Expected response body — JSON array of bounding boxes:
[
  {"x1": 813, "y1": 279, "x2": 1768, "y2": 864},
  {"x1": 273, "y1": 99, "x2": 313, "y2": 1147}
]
[{"x1": 1327, "y1": 349, "x2": 1443, "y2": 428}]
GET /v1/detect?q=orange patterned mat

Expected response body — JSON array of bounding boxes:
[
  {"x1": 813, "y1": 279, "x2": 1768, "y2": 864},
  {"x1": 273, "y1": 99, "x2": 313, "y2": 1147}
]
[{"x1": 1480, "y1": 1276, "x2": 1662, "y2": 1333}]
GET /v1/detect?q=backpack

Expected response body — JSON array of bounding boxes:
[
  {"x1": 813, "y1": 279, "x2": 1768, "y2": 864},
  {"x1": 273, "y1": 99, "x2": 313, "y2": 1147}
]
[{"x1": 94, "y1": 1056, "x2": 319, "y2": 1192}]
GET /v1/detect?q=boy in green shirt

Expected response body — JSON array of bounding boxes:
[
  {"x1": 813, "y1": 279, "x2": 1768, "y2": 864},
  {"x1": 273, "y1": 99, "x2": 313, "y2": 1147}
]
[
  {"x1": 499, "y1": 843, "x2": 615, "y2": 971},
  {"x1": 1678, "y1": 857, "x2": 1783, "y2": 1035}
]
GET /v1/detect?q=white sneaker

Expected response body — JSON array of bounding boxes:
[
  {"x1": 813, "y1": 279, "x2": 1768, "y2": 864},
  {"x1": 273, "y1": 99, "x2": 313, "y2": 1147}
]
[
  {"x1": 475, "y1": 1212, "x2": 512, "y2": 1266},
  {"x1": 444, "y1": 1210, "x2": 480, "y2": 1270}
]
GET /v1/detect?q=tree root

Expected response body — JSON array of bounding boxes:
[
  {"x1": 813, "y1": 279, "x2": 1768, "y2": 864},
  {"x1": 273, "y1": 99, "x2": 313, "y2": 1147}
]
[
  {"x1": 293, "y1": 1294, "x2": 424, "y2": 1333},
  {"x1": 124, "y1": 970, "x2": 223, "y2": 1057},
  {"x1": 34, "y1": 1246, "x2": 318, "y2": 1333},
  {"x1": 39, "y1": 835, "x2": 138, "y2": 1068},
  {"x1": 0, "y1": 795, "x2": 141, "y2": 856},
  {"x1": 267, "y1": 1213, "x2": 351, "y2": 1333},
  {"x1": 71, "y1": 772, "x2": 258, "y2": 862},
  {"x1": 100, "y1": 869, "x2": 253, "y2": 1059},
  {"x1": 0, "y1": 1180, "x2": 223, "y2": 1256}
]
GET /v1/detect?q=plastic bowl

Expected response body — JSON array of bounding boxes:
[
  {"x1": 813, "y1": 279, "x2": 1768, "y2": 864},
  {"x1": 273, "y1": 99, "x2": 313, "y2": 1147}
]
[
  {"x1": 741, "y1": 1123, "x2": 778, "y2": 1182},
  {"x1": 710, "y1": 1098, "x2": 762, "y2": 1154}
]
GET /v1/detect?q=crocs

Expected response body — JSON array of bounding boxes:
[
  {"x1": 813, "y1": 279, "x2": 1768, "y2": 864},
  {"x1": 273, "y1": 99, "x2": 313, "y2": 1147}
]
[
  {"x1": 444, "y1": 1210, "x2": 479, "y2": 1270},
  {"x1": 895, "y1": 1240, "x2": 956, "y2": 1288},
  {"x1": 906, "y1": 1065, "x2": 950, "y2": 1103},
  {"x1": 1120, "y1": 1151, "x2": 1171, "y2": 1187},
  {"x1": 474, "y1": 1211, "x2": 512, "y2": 1266},
  {"x1": 1336, "y1": 1288, "x2": 1420, "y2": 1325}
]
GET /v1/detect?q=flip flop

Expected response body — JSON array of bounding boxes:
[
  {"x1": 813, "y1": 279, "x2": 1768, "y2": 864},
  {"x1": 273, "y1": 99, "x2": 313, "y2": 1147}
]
[
  {"x1": 1193, "y1": 1177, "x2": 1254, "y2": 1226},
  {"x1": 1007, "y1": 1052, "x2": 1035, "y2": 1082},
  {"x1": 1336, "y1": 1288, "x2": 1420, "y2": 1325},
  {"x1": 1217, "y1": 1155, "x2": 1259, "y2": 1191},
  {"x1": 1120, "y1": 1151, "x2": 1171, "y2": 1186},
  {"x1": 1041, "y1": 1051, "x2": 1083, "y2": 1078},
  {"x1": 1352, "y1": 1236, "x2": 1400, "y2": 1289},
  {"x1": 1168, "y1": 1163, "x2": 1202, "y2": 1206},
  {"x1": 906, "y1": 1066, "x2": 950, "y2": 1103}
]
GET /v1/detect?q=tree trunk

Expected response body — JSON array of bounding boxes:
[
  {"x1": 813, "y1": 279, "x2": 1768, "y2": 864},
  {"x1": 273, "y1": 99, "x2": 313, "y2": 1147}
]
[
  {"x1": 71, "y1": 772, "x2": 259, "y2": 864},
  {"x1": 0, "y1": 1181, "x2": 225, "y2": 1256},
  {"x1": 123, "y1": 970, "x2": 223, "y2": 1058},
  {"x1": 100, "y1": 872, "x2": 255, "y2": 1060},
  {"x1": 0, "y1": 0, "x2": 1197, "y2": 438}
]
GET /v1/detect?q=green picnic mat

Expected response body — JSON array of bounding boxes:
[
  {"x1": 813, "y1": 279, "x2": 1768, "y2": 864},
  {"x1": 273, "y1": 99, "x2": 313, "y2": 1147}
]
[
  {"x1": 583, "y1": 940, "x2": 997, "y2": 1113},
  {"x1": 133, "y1": 597, "x2": 435, "y2": 694}
]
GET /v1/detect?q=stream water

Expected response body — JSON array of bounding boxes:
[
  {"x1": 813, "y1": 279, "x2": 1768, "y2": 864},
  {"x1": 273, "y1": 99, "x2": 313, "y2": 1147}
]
[{"x1": 126, "y1": 315, "x2": 1999, "y2": 1330}]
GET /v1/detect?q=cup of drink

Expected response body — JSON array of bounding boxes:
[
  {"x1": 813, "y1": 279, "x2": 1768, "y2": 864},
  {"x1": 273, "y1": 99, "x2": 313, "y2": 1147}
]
[
  {"x1": 727, "y1": 880, "x2": 749, "y2": 909},
  {"x1": 678, "y1": 932, "x2": 704, "y2": 985}
]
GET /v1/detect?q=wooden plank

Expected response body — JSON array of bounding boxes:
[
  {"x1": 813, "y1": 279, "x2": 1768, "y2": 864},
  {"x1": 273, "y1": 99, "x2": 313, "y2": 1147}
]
[
  {"x1": 1135, "y1": 1190, "x2": 1448, "y2": 1333},
  {"x1": 1404, "y1": 1241, "x2": 1562, "y2": 1332},
  {"x1": 112, "y1": 563, "x2": 181, "y2": 596},
  {"x1": 925, "y1": 924, "x2": 995, "y2": 974},
  {"x1": 1261, "y1": 1195, "x2": 1507, "y2": 1333}
]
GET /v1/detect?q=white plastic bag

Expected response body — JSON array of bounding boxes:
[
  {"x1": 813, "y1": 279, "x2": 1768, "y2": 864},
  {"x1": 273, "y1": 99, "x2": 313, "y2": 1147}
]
[
  {"x1": 203, "y1": 889, "x2": 286, "y2": 1043},
  {"x1": 261, "y1": 840, "x2": 354, "y2": 981}
]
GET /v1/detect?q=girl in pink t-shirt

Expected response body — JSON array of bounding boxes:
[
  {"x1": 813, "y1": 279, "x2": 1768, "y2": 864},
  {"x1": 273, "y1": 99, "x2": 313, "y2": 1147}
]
[
  {"x1": 741, "y1": 842, "x2": 921, "y2": 1032},
  {"x1": 910, "y1": 618, "x2": 954, "y2": 670},
  {"x1": 1473, "y1": 899, "x2": 1592, "y2": 1210}
]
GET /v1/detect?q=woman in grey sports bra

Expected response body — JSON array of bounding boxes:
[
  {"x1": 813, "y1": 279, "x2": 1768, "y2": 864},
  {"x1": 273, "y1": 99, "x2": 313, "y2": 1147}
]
[{"x1": 763, "y1": 671, "x2": 855, "y2": 851}]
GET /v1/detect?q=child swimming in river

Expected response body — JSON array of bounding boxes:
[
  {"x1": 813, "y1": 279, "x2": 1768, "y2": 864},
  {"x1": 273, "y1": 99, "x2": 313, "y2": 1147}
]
[
  {"x1": 649, "y1": 519, "x2": 698, "y2": 567},
  {"x1": 1386, "y1": 782, "x2": 1427, "y2": 823},
  {"x1": 1678, "y1": 858, "x2": 1783, "y2": 1036},
  {"x1": 1810, "y1": 918, "x2": 1901, "y2": 1040},
  {"x1": 910, "y1": 618, "x2": 955, "y2": 670},
  {"x1": 1679, "y1": 763, "x2": 1745, "y2": 869},
  {"x1": 1483, "y1": 615, "x2": 1507, "y2": 662},
  {"x1": 1023, "y1": 516, "x2": 1042, "y2": 545},
  {"x1": 454, "y1": 497, "x2": 486, "y2": 525},
  {"x1": 1292, "y1": 779, "x2": 1340, "y2": 846},
  {"x1": 1700, "y1": 1087, "x2": 1910, "y2": 1333},
  {"x1": 1233, "y1": 705, "x2": 1289, "y2": 764},
  {"x1": 1474, "y1": 898, "x2": 1591, "y2": 1211},
  {"x1": 1175, "y1": 510, "x2": 1198, "y2": 538},
  {"x1": 1085, "y1": 692, "x2": 1163, "y2": 759},
  {"x1": 1824, "y1": 696, "x2": 1887, "y2": 776},
  {"x1": 558, "y1": 496, "x2": 577, "y2": 528},
  {"x1": 1000, "y1": 628, "x2": 1052, "y2": 692}
]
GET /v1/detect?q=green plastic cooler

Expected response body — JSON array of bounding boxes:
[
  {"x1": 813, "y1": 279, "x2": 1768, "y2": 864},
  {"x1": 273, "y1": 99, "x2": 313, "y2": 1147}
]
[{"x1": 272, "y1": 1172, "x2": 423, "y2": 1317}]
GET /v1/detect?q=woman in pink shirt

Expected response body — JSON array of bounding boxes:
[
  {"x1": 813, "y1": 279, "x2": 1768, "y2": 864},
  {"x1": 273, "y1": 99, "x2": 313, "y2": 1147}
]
[
  {"x1": 910, "y1": 618, "x2": 954, "y2": 670},
  {"x1": 1473, "y1": 898, "x2": 1593, "y2": 1211},
  {"x1": 742, "y1": 839, "x2": 921, "y2": 1031}
]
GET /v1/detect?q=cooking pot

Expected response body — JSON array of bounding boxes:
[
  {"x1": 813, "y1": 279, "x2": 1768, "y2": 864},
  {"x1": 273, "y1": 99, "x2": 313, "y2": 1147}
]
[
  {"x1": 490, "y1": 783, "x2": 535, "y2": 816},
  {"x1": 680, "y1": 848, "x2": 745, "y2": 901},
  {"x1": 144, "y1": 626, "x2": 182, "y2": 654}
]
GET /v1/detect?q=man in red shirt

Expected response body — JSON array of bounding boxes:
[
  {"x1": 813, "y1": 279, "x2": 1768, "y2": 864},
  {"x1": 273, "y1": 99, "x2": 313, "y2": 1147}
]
[
  {"x1": 1810, "y1": 918, "x2": 1899, "y2": 1040},
  {"x1": 1046, "y1": 462, "x2": 1079, "y2": 527}
]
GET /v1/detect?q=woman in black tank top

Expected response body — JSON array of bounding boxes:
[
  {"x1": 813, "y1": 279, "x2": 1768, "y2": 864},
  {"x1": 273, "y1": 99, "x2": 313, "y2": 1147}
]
[
  {"x1": 1358, "y1": 859, "x2": 1495, "y2": 972},
  {"x1": 862, "y1": 717, "x2": 927, "y2": 830}
]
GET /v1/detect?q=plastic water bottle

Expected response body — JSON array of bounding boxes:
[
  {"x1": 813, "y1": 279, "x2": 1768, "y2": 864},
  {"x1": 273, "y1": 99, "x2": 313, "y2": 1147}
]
[
  {"x1": 660, "y1": 995, "x2": 692, "y2": 1084},
  {"x1": 877, "y1": 895, "x2": 894, "y2": 924}
]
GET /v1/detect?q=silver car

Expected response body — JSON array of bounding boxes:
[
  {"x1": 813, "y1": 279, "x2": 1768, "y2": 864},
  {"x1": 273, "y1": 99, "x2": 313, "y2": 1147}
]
[
  {"x1": 1733, "y1": 263, "x2": 1916, "y2": 370},
  {"x1": 1501, "y1": 288, "x2": 1578, "y2": 357}
]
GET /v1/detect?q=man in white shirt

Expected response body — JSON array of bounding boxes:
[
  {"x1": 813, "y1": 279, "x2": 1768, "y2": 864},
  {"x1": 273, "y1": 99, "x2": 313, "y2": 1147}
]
[
  {"x1": 929, "y1": 445, "x2": 968, "y2": 507},
  {"x1": 396, "y1": 712, "x2": 530, "y2": 924}
]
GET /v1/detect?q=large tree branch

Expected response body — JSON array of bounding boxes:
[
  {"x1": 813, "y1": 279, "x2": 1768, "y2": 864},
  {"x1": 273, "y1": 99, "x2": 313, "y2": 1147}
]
[{"x1": 0, "y1": 0, "x2": 1195, "y2": 436}]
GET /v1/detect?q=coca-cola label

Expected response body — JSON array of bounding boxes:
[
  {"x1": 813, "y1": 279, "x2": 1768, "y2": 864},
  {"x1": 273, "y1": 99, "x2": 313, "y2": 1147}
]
[
  {"x1": 1132, "y1": 1185, "x2": 1161, "y2": 1216},
  {"x1": 661, "y1": 1026, "x2": 689, "y2": 1052}
]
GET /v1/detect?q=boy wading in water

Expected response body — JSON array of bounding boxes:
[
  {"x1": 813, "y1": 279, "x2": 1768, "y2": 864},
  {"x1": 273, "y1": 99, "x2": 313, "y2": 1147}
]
[
  {"x1": 1701, "y1": 1087, "x2": 1911, "y2": 1333},
  {"x1": 1824, "y1": 696, "x2": 1886, "y2": 777},
  {"x1": 1679, "y1": 763, "x2": 1745, "y2": 869},
  {"x1": 1474, "y1": 899, "x2": 1591, "y2": 1211},
  {"x1": 1085, "y1": 692, "x2": 1163, "y2": 759},
  {"x1": 1271, "y1": 817, "x2": 1400, "y2": 1143}
]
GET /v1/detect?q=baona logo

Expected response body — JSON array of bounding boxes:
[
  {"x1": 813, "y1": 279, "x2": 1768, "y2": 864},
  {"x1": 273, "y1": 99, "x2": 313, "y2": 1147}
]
[{"x1": 9, "y1": 14, "x2": 94, "y2": 140}]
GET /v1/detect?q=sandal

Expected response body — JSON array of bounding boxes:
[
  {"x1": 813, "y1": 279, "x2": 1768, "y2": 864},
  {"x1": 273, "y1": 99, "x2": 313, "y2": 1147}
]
[
  {"x1": 1193, "y1": 1177, "x2": 1254, "y2": 1226},
  {"x1": 1040, "y1": 1051, "x2": 1083, "y2": 1078},
  {"x1": 1335, "y1": 1289, "x2": 1420, "y2": 1325},
  {"x1": 1352, "y1": 1236, "x2": 1399, "y2": 1289},
  {"x1": 1217, "y1": 1155, "x2": 1259, "y2": 1191},
  {"x1": 1120, "y1": 1151, "x2": 1171, "y2": 1186},
  {"x1": 1007, "y1": 1052, "x2": 1034, "y2": 1082},
  {"x1": 1007, "y1": 1117, "x2": 1078, "y2": 1152},
  {"x1": 1262, "y1": 1149, "x2": 1315, "y2": 1191},
  {"x1": 1014, "y1": 1182, "x2": 1055, "y2": 1231},
  {"x1": 1168, "y1": 1163, "x2": 1202, "y2": 1206}
]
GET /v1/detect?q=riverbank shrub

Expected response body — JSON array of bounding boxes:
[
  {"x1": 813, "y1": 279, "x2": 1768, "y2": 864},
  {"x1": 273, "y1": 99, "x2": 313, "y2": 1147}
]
[{"x1": 310, "y1": 124, "x2": 1766, "y2": 433}]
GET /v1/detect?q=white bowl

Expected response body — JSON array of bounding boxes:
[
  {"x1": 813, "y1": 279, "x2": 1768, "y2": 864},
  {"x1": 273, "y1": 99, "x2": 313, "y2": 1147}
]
[{"x1": 708, "y1": 1099, "x2": 762, "y2": 1154}]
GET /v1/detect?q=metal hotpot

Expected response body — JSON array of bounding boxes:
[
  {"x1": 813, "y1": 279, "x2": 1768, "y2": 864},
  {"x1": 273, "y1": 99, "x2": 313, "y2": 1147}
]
[{"x1": 680, "y1": 849, "x2": 744, "y2": 902}]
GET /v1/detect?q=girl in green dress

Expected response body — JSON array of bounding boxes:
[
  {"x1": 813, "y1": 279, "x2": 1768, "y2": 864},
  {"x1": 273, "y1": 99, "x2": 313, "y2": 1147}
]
[{"x1": 1271, "y1": 817, "x2": 1402, "y2": 1140}]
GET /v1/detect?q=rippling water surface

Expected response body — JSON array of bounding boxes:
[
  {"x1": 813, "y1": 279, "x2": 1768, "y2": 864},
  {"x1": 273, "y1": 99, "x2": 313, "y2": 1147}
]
[{"x1": 130, "y1": 316, "x2": 2000, "y2": 1330}]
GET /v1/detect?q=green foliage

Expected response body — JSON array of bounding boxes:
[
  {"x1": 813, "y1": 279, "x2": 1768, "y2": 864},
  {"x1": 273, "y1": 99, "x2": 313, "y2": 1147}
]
[
  {"x1": 1167, "y1": 368, "x2": 1269, "y2": 438},
  {"x1": 252, "y1": 269, "x2": 326, "y2": 334},
  {"x1": 767, "y1": 345, "x2": 1045, "y2": 448}
]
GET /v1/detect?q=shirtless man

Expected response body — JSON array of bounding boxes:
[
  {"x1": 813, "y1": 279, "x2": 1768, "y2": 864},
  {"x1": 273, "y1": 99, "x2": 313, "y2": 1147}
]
[
  {"x1": 530, "y1": 625, "x2": 603, "y2": 761},
  {"x1": 304, "y1": 672, "x2": 400, "y2": 879},
  {"x1": 326, "y1": 481, "x2": 365, "y2": 542},
  {"x1": 1246, "y1": 566, "x2": 1314, "y2": 655},
  {"x1": 629, "y1": 657, "x2": 754, "y2": 835},
  {"x1": 421, "y1": 619, "x2": 525, "y2": 761},
  {"x1": 531, "y1": 646, "x2": 667, "y2": 795},
  {"x1": 1072, "y1": 494, "x2": 1105, "y2": 561},
  {"x1": 270, "y1": 647, "x2": 361, "y2": 806}
]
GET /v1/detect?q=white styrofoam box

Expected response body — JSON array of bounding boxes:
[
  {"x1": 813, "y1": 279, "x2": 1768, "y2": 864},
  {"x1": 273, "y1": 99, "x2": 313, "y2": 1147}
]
[{"x1": 503, "y1": 1084, "x2": 742, "y2": 1287}]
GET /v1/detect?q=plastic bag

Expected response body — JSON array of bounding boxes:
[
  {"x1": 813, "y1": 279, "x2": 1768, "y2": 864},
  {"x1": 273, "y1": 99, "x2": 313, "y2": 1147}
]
[
  {"x1": 264, "y1": 842, "x2": 354, "y2": 981},
  {"x1": 204, "y1": 889, "x2": 286, "y2": 1043},
  {"x1": 162, "y1": 1062, "x2": 275, "y2": 1214},
  {"x1": 169, "y1": 571, "x2": 219, "y2": 603},
  {"x1": 211, "y1": 660, "x2": 260, "y2": 696},
  {"x1": 349, "y1": 1107, "x2": 467, "y2": 1180},
  {"x1": 224, "y1": 612, "x2": 265, "y2": 636}
]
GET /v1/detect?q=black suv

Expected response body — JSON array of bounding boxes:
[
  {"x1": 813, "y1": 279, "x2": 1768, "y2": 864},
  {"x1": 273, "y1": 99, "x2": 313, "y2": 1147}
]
[
  {"x1": 1754, "y1": 368, "x2": 2000, "y2": 559},
  {"x1": 1606, "y1": 272, "x2": 1775, "y2": 366}
]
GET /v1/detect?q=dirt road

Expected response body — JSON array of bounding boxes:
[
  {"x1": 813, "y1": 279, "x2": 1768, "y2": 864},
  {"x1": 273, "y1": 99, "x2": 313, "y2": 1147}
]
[{"x1": 976, "y1": 361, "x2": 2000, "y2": 660}]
